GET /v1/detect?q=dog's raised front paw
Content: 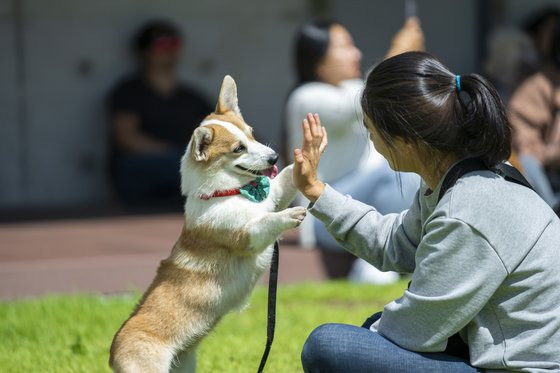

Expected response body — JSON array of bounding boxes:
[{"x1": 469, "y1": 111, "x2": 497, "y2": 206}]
[
  {"x1": 282, "y1": 206, "x2": 307, "y2": 228},
  {"x1": 276, "y1": 164, "x2": 294, "y2": 185},
  {"x1": 282, "y1": 163, "x2": 294, "y2": 174}
]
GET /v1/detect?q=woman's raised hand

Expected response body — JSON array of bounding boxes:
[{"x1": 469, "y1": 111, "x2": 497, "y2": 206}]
[{"x1": 293, "y1": 113, "x2": 328, "y2": 202}]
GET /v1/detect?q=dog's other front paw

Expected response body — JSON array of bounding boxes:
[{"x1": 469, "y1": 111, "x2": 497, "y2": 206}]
[
  {"x1": 282, "y1": 206, "x2": 307, "y2": 228},
  {"x1": 282, "y1": 163, "x2": 294, "y2": 182},
  {"x1": 248, "y1": 207, "x2": 307, "y2": 251},
  {"x1": 274, "y1": 164, "x2": 295, "y2": 188},
  {"x1": 270, "y1": 164, "x2": 299, "y2": 211}
]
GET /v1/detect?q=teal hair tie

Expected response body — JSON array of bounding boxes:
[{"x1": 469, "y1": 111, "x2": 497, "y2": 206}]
[{"x1": 455, "y1": 75, "x2": 461, "y2": 92}]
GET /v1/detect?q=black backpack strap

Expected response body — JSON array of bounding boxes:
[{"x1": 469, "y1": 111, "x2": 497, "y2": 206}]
[
  {"x1": 438, "y1": 158, "x2": 488, "y2": 203},
  {"x1": 424, "y1": 158, "x2": 535, "y2": 359},
  {"x1": 494, "y1": 163, "x2": 535, "y2": 191},
  {"x1": 438, "y1": 158, "x2": 535, "y2": 203}
]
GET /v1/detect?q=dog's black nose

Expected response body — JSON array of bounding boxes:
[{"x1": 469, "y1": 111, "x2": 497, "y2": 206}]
[{"x1": 267, "y1": 153, "x2": 279, "y2": 165}]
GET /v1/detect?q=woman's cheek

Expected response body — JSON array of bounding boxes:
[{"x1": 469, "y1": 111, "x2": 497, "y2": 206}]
[
  {"x1": 371, "y1": 138, "x2": 390, "y2": 160},
  {"x1": 386, "y1": 157, "x2": 397, "y2": 171}
]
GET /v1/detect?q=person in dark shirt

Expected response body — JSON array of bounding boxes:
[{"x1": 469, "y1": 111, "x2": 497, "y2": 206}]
[{"x1": 108, "y1": 20, "x2": 211, "y2": 206}]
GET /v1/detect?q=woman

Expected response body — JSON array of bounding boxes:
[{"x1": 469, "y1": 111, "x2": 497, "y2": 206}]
[
  {"x1": 509, "y1": 21, "x2": 560, "y2": 205},
  {"x1": 286, "y1": 18, "x2": 423, "y2": 281},
  {"x1": 293, "y1": 52, "x2": 560, "y2": 371}
]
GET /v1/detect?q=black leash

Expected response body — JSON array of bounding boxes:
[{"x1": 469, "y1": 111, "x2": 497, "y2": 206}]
[{"x1": 257, "y1": 241, "x2": 279, "y2": 373}]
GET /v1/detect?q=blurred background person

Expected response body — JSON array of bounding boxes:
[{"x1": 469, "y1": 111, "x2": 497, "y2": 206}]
[
  {"x1": 482, "y1": 27, "x2": 555, "y2": 205},
  {"x1": 522, "y1": 7, "x2": 560, "y2": 66},
  {"x1": 285, "y1": 18, "x2": 424, "y2": 283},
  {"x1": 483, "y1": 28, "x2": 539, "y2": 102},
  {"x1": 508, "y1": 15, "x2": 560, "y2": 209},
  {"x1": 108, "y1": 20, "x2": 211, "y2": 207}
]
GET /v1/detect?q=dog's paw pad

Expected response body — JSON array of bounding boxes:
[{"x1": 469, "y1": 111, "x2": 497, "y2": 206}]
[{"x1": 286, "y1": 206, "x2": 307, "y2": 225}]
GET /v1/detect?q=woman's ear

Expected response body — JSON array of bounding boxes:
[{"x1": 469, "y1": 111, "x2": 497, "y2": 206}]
[{"x1": 191, "y1": 126, "x2": 213, "y2": 161}]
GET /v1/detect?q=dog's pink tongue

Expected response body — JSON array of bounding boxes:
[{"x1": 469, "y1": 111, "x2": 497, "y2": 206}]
[{"x1": 262, "y1": 165, "x2": 278, "y2": 179}]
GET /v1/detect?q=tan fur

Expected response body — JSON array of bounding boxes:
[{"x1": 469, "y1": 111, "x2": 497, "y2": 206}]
[
  {"x1": 110, "y1": 220, "x2": 271, "y2": 372},
  {"x1": 109, "y1": 225, "x2": 248, "y2": 371},
  {"x1": 109, "y1": 76, "x2": 303, "y2": 373},
  {"x1": 205, "y1": 112, "x2": 255, "y2": 141},
  {"x1": 191, "y1": 124, "x2": 242, "y2": 162},
  {"x1": 189, "y1": 112, "x2": 255, "y2": 167}
]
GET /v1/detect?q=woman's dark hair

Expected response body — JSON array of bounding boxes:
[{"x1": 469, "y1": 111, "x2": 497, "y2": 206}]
[
  {"x1": 132, "y1": 20, "x2": 181, "y2": 55},
  {"x1": 361, "y1": 51, "x2": 511, "y2": 168},
  {"x1": 294, "y1": 19, "x2": 338, "y2": 84}
]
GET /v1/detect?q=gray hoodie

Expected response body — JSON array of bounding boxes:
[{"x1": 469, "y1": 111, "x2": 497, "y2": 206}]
[{"x1": 309, "y1": 168, "x2": 560, "y2": 372}]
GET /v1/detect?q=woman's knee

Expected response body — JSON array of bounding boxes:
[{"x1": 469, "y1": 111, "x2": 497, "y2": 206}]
[{"x1": 301, "y1": 324, "x2": 342, "y2": 372}]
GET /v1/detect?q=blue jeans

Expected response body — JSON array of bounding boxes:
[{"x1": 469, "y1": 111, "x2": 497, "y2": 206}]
[{"x1": 301, "y1": 323, "x2": 483, "y2": 373}]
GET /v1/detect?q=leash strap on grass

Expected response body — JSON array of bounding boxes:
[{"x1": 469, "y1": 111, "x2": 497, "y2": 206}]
[{"x1": 257, "y1": 241, "x2": 279, "y2": 373}]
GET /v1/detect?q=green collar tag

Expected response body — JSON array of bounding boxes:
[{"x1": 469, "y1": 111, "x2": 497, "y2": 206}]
[{"x1": 239, "y1": 176, "x2": 270, "y2": 202}]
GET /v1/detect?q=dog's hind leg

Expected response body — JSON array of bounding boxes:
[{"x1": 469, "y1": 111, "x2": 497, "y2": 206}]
[
  {"x1": 110, "y1": 340, "x2": 174, "y2": 373},
  {"x1": 171, "y1": 347, "x2": 197, "y2": 373}
]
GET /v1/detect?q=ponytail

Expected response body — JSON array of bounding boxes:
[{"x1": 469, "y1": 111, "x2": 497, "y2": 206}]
[
  {"x1": 361, "y1": 51, "x2": 512, "y2": 168},
  {"x1": 454, "y1": 74, "x2": 511, "y2": 166}
]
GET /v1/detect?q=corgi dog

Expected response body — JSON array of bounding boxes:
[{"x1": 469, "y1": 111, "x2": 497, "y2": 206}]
[{"x1": 109, "y1": 75, "x2": 306, "y2": 373}]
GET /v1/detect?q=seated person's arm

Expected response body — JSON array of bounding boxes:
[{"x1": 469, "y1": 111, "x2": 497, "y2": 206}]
[
  {"x1": 310, "y1": 184, "x2": 421, "y2": 273},
  {"x1": 508, "y1": 79, "x2": 560, "y2": 168},
  {"x1": 293, "y1": 113, "x2": 421, "y2": 273},
  {"x1": 112, "y1": 112, "x2": 171, "y2": 154},
  {"x1": 544, "y1": 114, "x2": 560, "y2": 169},
  {"x1": 385, "y1": 17, "x2": 424, "y2": 59}
]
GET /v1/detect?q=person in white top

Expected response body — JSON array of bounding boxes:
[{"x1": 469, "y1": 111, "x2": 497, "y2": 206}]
[{"x1": 285, "y1": 18, "x2": 424, "y2": 283}]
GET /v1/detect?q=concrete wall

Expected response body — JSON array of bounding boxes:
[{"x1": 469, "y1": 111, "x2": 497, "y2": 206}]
[
  {"x1": 0, "y1": 0, "x2": 308, "y2": 208},
  {"x1": 3, "y1": 0, "x2": 541, "y2": 209},
  {"x1": 0, "y1": 1, "x2": 22, "y2": 206},
  {"x1": 501, "y1": 0, "x2": 560, "y2": 25},
  {"x1": 332, "y1": 0, "x2": 479, "y2": 75}
]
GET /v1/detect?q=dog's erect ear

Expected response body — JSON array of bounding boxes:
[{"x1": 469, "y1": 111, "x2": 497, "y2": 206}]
[
  {"x1": 216, "y1": 75, "x2": 242, "y2": 117},
  {"x1": 191, "y1": 126, "x2": 213, "y2": 161}
]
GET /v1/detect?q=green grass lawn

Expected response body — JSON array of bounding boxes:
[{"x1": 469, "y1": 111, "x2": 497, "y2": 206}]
[{"x1": 0, "y1": 280, "x2": 408, "y2": 373}]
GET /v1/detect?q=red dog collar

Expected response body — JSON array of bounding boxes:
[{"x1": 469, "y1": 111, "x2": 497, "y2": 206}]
[
  {"x1": 198, "y1": 180, "x2": 263, "y2": 201},
  {"x1": 199, "y1": 188, "x2": 242, "y2": 200}
]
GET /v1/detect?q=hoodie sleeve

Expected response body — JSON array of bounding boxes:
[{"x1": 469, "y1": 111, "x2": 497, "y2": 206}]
[{"x1": 308, "y1": 184, "x2": 423, "y2": 273}]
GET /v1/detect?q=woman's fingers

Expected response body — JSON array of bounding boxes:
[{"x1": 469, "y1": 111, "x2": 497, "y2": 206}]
[
  {"x1": 302, "y1": 118, "x2": 312, "y2": 142},
  {"x1": 314, "y1": 113, "x2": 321, "y2": 127},
  {"x1": 301, "y1": 113, "x2": 325, "y2": 154},
  {"x1": 319, "y1": 126, "x2": 328, "y2": 153},
  {"x1": 308, "y1": 113, "x2": 319, "y2": 137},
  {"x1": 307, "y1": 113, "x2": 324, "y2": 141},
  {"x1": 294, "y1": 148, "x2": 304, "y2": 163},
  {"x1": 313, "y1": 114, "x2": 323, "y2": 143},
  {"x1": 310, "y1": 114, "x2": 323, "y2": 144}
]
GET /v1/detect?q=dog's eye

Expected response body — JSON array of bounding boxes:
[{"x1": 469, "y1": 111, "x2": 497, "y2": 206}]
[{"x1": 233, "y1": 144, "x2": 246, "y2": 153}]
